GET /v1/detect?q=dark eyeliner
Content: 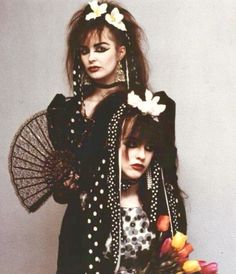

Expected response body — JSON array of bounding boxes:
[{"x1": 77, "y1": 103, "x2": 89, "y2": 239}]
[
  {"x1": 145, "y1": 144, "x2": 155, "y2": 152},
  {"x1": 124, "y1": 138, "x2": 138, "y2": 148},
  {"x1": 95, "y1": 46, "x2": 109, "y2": 52},
  {"x1": 79, "y1": 46, "x2": 89, "y2": 55}
]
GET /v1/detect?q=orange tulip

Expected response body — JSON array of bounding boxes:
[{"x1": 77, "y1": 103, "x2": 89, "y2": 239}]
[
  {"x1": 178, "y1": 243, "x2": 194, "y2": 263},
  {"x1": 156, "y1": 215, "x2": 170, "y2": 232},
  {"x1": 182, "y1": 260, "x2": 201, "y2": 273},
  {"x1": 171, "y1": 231, "x2": 187, "y2": 251}
]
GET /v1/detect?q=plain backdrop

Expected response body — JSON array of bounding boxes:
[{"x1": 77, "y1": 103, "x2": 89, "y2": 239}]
[{"x1": 1, "y1": 0, "x2": 236, "y2": 273}]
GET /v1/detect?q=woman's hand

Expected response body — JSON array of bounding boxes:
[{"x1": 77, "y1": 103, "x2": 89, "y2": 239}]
[
  {"x1": 63, "y1": 171, "x2": 80, "y2": 190},
  {"x1": 53, "y1": 171, "x2": 80, "y2": 204}
]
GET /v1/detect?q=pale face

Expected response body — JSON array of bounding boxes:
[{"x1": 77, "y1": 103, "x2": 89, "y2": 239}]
[
  {"x1": 120, "y1": 137, "x2": 154, "y2": 181},
  {"x1": 79, "y1": 27, "x2": 126, "y2": 84}
]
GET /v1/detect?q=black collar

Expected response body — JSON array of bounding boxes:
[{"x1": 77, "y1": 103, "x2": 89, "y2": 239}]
[{"x1": 92, "y1": 81, "x2": 125, "y2": 89}]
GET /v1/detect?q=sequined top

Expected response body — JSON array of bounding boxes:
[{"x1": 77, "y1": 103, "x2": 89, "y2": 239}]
[{"x1": 105, "y1": 207, "x2": 156, "y2": 274}]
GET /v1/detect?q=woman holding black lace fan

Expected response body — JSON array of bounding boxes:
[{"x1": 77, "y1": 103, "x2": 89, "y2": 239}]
[{"x1": 45, "y1": 1, "x2": 187, "y2": 273}]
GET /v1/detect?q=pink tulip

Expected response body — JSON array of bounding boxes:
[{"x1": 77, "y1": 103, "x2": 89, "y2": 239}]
[
  {"x1": 199, "y1": 260, "x2": 218, "y2": 274},
  {"x1": 156, "y1": 215, "x2": 170, "y2": 232},
  {"x1": 160, "y1": 237, "x2": 172, "y2": 257}
]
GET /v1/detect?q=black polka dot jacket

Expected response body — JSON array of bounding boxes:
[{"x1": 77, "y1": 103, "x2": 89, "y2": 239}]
[{"x1": 47, "y1": 87, "x2": 187, "y2": 274}]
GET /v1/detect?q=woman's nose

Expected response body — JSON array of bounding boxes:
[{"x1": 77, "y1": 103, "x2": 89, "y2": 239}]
[
  {"x1": 136, "y1": 145, "x2": 145, "y2": 160},
  {"x1": 88, "y1": 51, "x2": 96, "y2": 62}
]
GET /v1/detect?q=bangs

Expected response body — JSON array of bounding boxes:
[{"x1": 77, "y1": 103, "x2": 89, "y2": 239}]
[{"x1": 122, "y1": 114, "x2": 160, "y2": 149}]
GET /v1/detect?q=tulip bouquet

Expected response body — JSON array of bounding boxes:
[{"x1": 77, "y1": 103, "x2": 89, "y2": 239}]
[{"x1": 136, "y1": 215, "x2": 218, "y2": 274}]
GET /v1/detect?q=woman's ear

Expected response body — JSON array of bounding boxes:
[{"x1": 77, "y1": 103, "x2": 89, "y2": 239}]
[{"x1": 118, "y1": 45, "x2": 126, "y2": 61}]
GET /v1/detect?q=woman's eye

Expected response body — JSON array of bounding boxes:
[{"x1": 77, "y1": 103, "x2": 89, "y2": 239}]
[
  {"x1": 124, "y1": 140, "x2": 137, "y2": 148},
  {"x1": 95, "y1": 46, "x2": 108, "y2": 53},
  {"x1": 79, "y1": 47, "x2": 89, "y2": 55},
  {"x1": 145, "y1": 145, "x2": 154, "y2": 152}
]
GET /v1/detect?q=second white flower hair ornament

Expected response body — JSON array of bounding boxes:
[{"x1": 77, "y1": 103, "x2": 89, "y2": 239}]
[
  {"x1": 85, "y1": 0, "x2": 108, "y2": 20},
  {"x1": 85, "y1": 0, "x2": 127, "y2": 31},
  {"x1": 127, "y1": 89, "x2": 166, "y2": 122},
  {"x1": 105, "y1": 7, "x2": 127, "y2": 31}
]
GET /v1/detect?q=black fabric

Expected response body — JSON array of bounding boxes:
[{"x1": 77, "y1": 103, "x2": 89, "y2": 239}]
[
  {"x1": 47, "y1": 89, "x2": 127, "y2": 189},
  {"x1": 56, "y1": 198, "x2": 85, "y2": 274},
  {"x1": 47, "y1": 89, "x2": 127, "y2": 273}
]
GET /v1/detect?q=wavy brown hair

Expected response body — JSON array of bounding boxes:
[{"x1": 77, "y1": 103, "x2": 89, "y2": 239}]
[{"x1": 65, "y1": 0, "x2": 149, "y2": 92}]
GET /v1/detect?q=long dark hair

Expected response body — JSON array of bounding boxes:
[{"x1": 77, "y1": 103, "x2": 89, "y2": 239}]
[{"x1": 66, "y1": 0, "x2": 149, "y2": 92}]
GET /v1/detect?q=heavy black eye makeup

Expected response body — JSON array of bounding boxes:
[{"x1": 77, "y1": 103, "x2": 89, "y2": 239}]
[
  {"x1": 79, "y1": 42, "x2": 110, "y2": 55},
  {"x1": 79, "y1": 46, "x2": 89, "y2": 55},
  {"x1": 95, "y1": 45, "x2": 109, "y2": 52},
  {"x1": 123, "y1": 138, "x2": 138, "y2": 148},
  {"x1": 144, "y1": 144, "x2": 155, "y2": 152},
  {"x1": 123, "y1": 138, "x2": 155, "y2": 152}
]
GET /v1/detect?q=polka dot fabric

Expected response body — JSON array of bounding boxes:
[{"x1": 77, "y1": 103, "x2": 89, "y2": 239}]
[
  {"x1": 104, "y1": 207, "x2": 155, "y2": 274},
  {"x1": 120, "y1": 207, "x2": 155, "y2": 258}
]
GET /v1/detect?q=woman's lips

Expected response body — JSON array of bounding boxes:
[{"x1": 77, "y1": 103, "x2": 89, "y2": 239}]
[
  {"x1": 88, "y1": 66, "x2": 100, "y2": 73},
  {"x1": 131, "y1": 164, "x2": 145, "y2": 171}
]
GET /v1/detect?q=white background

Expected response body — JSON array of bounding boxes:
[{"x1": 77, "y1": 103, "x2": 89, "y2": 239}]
[{"x1": 1, "y1": 0, "x2": 236, "y2": 273}]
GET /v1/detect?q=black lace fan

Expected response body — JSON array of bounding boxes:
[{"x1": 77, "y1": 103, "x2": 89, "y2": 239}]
[{"x1": 8, "y1": 110, "x2": 76, "y2": 212}]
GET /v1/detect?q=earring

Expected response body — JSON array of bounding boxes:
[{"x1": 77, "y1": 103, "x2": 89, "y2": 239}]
[
  {"x1": 79, "y1": 191, "x2": 88, "y2": 211},
  {"x1": 115, "y1": 61, "x2": 125, "y2": 82},
  {"x1": 146, "y1": 167, "x2": 152, "y2": 190},
  {"x1": 125, "y1": 58, "x2": 130, "y2": 90},
  {"x1": 82, "y1": 73, "x2": 91, "y2": 86}
]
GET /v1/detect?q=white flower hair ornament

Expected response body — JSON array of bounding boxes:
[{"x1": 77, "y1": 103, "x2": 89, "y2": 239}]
[
  {"x1": 85, "y1": 0, "x2": 108, "y2": 20},
  {"x1": 127, "y1": 89, "x2": 166, "y2": 122},
  {"x1": 105, "y1": 8, "x2": 127, "y2": 31}
]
